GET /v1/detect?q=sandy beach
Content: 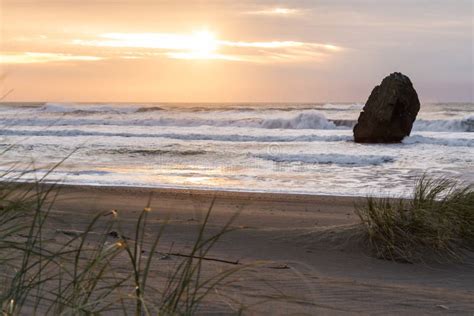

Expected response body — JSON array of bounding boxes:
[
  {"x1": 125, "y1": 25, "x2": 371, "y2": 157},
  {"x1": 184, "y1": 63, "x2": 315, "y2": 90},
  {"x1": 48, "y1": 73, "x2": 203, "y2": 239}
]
[{"x1": 36, "y1": 184, "x2": 474, "y2": 314}]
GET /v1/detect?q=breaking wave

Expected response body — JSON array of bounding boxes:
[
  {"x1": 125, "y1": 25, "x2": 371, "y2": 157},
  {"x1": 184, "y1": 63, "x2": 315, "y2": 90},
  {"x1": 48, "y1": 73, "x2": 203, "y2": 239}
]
[
  {"x1": 31, "y1": 102, "x2": 363, "y2": 113},
  {"x1": 40, "y1": 103, "x2": 165, "y2": 114},
  {"x1": 413, "y1": 115, "x2": 473, "y2": 132},
  {"x1": 261, "y1": 112, "x2": 337, "y2": 129},
  {"x1": 1, "y1": 128, "x2": 472, "y2": 147},
  {"x1": 3, "y1": 110, "x2": 346, "y2": 130},
  {"x1": 9, "y1": 103, "x2": 472, "y2": 132}
]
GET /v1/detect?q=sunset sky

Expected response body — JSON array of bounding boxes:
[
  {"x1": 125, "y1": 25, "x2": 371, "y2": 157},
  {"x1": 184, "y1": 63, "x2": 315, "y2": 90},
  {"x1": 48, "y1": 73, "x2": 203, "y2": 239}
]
[{"x1": 1, "y1": 0, "x2": 473, "y2": 103}]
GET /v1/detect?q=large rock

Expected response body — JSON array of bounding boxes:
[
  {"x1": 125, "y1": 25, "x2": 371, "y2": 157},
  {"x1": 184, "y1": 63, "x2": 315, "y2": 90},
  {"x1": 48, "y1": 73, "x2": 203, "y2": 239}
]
[{"x1": 353, "y1": 72, "x2": 420, "y2": 143}]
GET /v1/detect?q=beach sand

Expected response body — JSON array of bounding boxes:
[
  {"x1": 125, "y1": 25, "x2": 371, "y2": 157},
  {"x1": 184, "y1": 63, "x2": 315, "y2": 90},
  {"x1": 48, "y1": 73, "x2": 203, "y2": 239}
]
[{"x1": 35, "y1": 185, "x2": 474, "y2": 314}]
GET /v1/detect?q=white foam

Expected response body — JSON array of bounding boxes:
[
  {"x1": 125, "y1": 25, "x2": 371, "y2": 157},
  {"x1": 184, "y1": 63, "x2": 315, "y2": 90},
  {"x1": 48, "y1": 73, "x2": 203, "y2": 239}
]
[
  {"x1": 323, "y1": 103, "x2": 364, "y2": 110},
  {"x1": 413, "y1": 115, "x2": 473, "y2": 132},
  {"x1": 403, "y1": 135, "x2": 474, "y2": 147},
  {"x1": 0, "y1": 128, "x2": 352, "y2": 143},
  {"x1": 261, "y1": 111, "x2": 337, "y2": 129},
  {"x1": 4, "y1": 109, "x2": 344, "y2": 130},
  {"x1": 25, "y1": 104, "x2": 474, "y2": 133}
]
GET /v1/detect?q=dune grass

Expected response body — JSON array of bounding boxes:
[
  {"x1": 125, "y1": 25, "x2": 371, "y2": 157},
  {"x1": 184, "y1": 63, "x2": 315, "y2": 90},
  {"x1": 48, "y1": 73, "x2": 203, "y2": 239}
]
[
  {"x1": 356, "y1": 175, "x2": 474, "y2": 263},
  {"x1": 0, "y1": 173, "x2": 245, "y2": 315}
]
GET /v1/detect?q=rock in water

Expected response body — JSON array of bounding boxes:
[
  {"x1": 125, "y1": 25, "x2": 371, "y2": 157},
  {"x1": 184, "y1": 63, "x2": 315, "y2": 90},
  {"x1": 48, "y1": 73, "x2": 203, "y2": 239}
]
[{"x1": 353, "y1": 72, "x2": 420, "y2": 143}]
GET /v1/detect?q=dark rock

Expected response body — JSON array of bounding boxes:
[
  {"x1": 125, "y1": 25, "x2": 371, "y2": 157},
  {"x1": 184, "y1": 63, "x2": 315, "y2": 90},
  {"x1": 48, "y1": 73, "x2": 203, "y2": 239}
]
[{"x1": 353, "y1": 72, "x2": 420, "y2": 143}]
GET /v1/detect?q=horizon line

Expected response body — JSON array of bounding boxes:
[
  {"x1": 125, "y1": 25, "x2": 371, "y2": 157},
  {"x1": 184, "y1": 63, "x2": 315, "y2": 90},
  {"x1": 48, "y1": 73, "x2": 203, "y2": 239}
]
[{"x1": 1, "y1": 100, "x2": 473, "y2": 104}]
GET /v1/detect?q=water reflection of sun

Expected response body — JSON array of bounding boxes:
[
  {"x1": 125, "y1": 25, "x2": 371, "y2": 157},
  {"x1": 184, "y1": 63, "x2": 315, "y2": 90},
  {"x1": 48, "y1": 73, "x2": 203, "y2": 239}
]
[{"x1": 97, "y1": 164, "x2": 241, "y2": 187}]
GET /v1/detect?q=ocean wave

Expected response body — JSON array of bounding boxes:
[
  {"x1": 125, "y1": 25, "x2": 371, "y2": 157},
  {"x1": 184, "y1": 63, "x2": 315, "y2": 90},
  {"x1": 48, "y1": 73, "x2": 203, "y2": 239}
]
[
  {"x1": 326, "y1": 116, "x2": 474, "y2": 132},
  {"x1": 320, "y1": 103, "x2": 364, "y2": 111},
  {"x1": 256, "y1": 153, "x2": 394, "y2": 166},
  {"x1": 2, "y1": 128, "x2": 472, "y2": 147},
  {"x1": 4, "y1": 103, "x2": 473, "y2": 132},
  {"x1": 3, "y1": 110, "x2": 349, "y2": 130},
  {"x1": 34, "y1": 102, "x2": 364, "y2": 115},
  {"x1": 413, "y1": 115, "x2": 473, "y2": 132},
  {"x1": 41, "y1": 103, "x2": 141, "y2": 114},
  {"x1": 261, "y1": 111, "x2": 337, "y2": 129},
  {"x1": 331, "y1": 119, "x2": 356, "y2": 128},
  {"x1": 334, "y1": 116, "x2": 474, "y2": 132},
  {"x1": 403, "y1": 135, "x2": 474, "y2": 147},
  {"x1": 0, "y1": 129, "x2": 352, "y2": 143},
  {"x1": 135, "y1": 106, "x2": 165, "y2": 112},
  {"x1": 9, "y1": 114, "x2": 472, "y2": 132},
  {"x1": 39, "y1": 103, "x2": 166, "y2": 114}
]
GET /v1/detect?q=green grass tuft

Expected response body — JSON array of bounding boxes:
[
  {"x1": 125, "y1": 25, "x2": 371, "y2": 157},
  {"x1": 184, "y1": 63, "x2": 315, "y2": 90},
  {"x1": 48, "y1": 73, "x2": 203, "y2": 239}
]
[{"x1": 356, "y1": 175, "x2": 474, "y2": 263}]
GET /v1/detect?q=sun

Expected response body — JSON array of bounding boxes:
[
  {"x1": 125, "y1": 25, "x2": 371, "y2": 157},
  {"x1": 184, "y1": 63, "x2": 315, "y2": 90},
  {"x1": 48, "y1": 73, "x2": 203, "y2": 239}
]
[
  {"x1": 171, "y1": 29, "x2": 219, "y2": 60},
  {"x1": 190, "y1": 30, "x2": 218, "y2": 57},
  {"x1": 86, "y1": 30, "x2": 220, "y2": 60}
]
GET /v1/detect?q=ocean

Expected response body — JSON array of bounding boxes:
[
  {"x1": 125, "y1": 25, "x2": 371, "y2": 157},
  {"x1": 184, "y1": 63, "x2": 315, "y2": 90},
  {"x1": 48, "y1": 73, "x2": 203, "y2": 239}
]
[{"x1": 0, "y1": 102, "x2": 472, "y2": 197}]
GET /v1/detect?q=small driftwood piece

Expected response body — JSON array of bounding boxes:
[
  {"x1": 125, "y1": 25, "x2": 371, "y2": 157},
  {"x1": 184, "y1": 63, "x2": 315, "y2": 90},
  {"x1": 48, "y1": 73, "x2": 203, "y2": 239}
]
[{"x1": 164, "y1": 252, "x2": 240, "y2": 265}]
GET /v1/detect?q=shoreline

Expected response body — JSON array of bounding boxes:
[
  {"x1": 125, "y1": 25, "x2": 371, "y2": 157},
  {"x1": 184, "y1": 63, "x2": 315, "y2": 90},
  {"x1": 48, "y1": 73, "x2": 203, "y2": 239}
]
[
  {"x1": 8, "y1": 180, "x2": 380, "y2": 202},
  {"x1": 3, "y1": 181, "x2": 370, "y2": 202},
  {"x1": 53, "y1": 182, "x2": 367, "y2": 202}
]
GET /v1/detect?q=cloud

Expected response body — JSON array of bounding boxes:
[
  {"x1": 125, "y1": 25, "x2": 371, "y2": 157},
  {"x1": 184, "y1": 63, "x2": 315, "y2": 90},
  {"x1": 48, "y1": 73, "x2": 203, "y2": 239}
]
[
  {"x1": 1, "y1": 52, "x2": 103, "y2": 64},
  {"x1": 74, "y1": 32, "x2": 218, "y2": 51},
  {"x1": 72, "y1": 32, "x2": 342, "y2": 63},
  {"x1": 245, "y1": 7, "x2": 301, "y2": 16},
  {"x1": 221, "y1": 40, "x2": 304, "y2": 49}
]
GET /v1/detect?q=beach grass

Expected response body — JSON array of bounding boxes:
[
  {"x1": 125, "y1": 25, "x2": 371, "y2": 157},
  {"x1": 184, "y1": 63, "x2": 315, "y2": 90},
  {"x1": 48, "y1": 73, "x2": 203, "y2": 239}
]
[
  {"x1": 356, "y1": 175, "x2": 474, "y2": 263},
  {"x1": 0, "y1": 173, "x2": 245, "y2": 315}
]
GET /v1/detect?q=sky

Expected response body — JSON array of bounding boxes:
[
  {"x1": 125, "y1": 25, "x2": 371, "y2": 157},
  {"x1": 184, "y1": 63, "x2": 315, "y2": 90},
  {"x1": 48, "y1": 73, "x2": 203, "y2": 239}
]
[{"x1": 0, "y1": 0, "x2": 473, "y2": 103}]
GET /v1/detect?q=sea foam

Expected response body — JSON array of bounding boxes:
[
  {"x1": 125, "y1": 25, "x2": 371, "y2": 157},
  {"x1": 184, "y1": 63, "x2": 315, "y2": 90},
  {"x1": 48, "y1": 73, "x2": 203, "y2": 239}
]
[
  {"x1": 403, "y1": 135, "x2": 474, "y2": 147},
  {"x1": 413, "y1": 115, "x2": 473, "y2": 132}
]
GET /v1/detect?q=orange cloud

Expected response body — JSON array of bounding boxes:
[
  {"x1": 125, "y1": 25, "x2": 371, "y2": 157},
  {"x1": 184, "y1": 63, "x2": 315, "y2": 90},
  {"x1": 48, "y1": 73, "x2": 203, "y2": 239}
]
[
  {"x1": 1, "y1": 52, "x2": 103, "y2": 64},
  {"x1": 245, "y1": 7, "x2": 302, "y2": 16}
]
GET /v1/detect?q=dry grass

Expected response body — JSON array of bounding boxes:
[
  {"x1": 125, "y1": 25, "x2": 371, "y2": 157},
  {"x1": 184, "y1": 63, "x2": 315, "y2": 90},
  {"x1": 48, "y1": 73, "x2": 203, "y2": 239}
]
[
  {"x1": 356, "y1": 175, "x2": 474, "y2": 263},
  {"x1": 0, "y1": 177, "x2": 246, "y2": 315}
]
